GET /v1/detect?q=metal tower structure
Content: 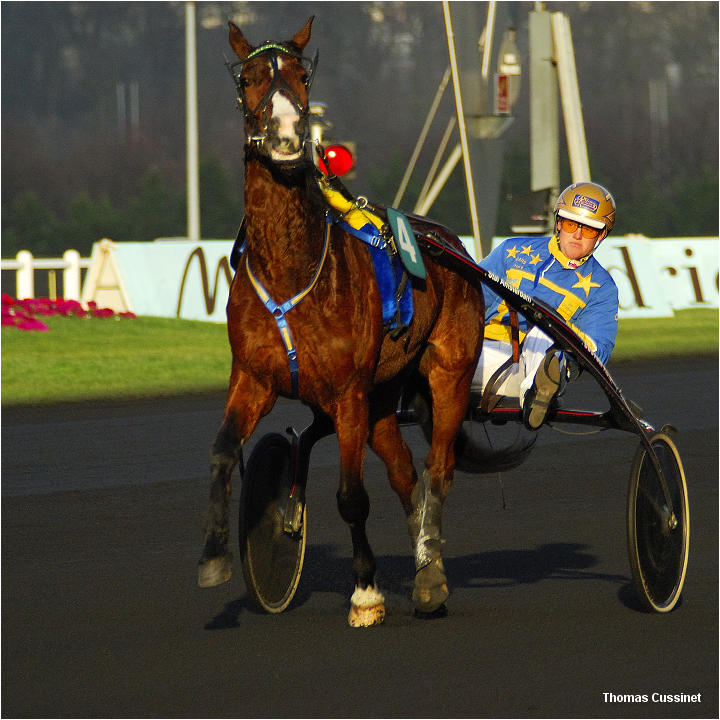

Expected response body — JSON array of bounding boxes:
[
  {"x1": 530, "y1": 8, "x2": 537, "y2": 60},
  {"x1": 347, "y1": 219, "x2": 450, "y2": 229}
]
[{"x1": 395, "y1": 1, "x2": 590, "y2": 259}]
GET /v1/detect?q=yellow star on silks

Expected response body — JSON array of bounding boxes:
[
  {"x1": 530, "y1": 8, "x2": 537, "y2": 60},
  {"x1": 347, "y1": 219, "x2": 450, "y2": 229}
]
[
  {"x1": 520, "y1": 244, "x2": 533, "y2": 256},
  {"x1": 529, "y1": 253, "x2": 542, "y2": 265},
  {"x1": 572, "y1": 270, "x2": 601, "y2": 297},
  {"x1": 506, "y1": 245, "x2": 519, "y2": 259}
]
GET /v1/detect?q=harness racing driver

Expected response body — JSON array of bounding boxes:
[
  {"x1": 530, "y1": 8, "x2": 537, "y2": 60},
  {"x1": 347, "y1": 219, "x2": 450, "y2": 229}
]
[{"x1": 471, "y1": 181, "x2": 619, "y2": 430}]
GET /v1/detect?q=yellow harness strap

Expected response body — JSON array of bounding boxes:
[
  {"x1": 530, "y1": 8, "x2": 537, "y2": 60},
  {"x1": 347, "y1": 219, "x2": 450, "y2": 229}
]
[{"x1": 317, "y1": 179, "x2": 385, "y2": 235}]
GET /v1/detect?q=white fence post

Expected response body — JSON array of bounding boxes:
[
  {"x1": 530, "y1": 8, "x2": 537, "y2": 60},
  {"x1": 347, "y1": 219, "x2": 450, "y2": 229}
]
[
  {"x1": 62, "y1": 249, "x2": 81, "y2": 300},
  {"x1": 16, "y1": 250, "x2": 34, "y2": 299}
]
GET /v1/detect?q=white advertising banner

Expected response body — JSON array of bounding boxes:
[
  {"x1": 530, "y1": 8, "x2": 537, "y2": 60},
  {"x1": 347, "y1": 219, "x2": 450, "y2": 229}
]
[
  {"x1": 111, "y1": 239, "x2": 234, "y2": 323},
  {"x1": 645, "y1": 237, "x2": 719, "y2": 310},
  {"x1": 89, "y1": 235, "x2": 718, "y2": 323}
]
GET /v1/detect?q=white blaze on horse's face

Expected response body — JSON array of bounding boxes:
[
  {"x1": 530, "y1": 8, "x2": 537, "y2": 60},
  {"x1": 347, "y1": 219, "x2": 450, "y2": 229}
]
[{"x1": 267, "y1": 91, "x2": 303, "y2": 161}]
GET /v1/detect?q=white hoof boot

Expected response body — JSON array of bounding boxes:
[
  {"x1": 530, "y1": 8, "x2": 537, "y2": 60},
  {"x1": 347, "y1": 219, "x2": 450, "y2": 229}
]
[
  {"x1": 348, "y1": 584, "x2": 386, "y2": 627},
  {"x1": 413, "y1": 557, "x2": 448, "y2": 613}
]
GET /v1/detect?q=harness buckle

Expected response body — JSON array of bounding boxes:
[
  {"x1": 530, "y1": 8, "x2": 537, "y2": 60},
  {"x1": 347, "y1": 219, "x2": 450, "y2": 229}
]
[{"x1": 381, "y1": 224, "x2": 398, "y2": 255}]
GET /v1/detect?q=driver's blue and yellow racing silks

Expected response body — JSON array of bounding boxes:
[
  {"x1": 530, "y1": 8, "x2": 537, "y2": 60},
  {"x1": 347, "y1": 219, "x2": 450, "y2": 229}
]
[{"x1": 480, "y1": 235, "x2": 619, "y2": 364}]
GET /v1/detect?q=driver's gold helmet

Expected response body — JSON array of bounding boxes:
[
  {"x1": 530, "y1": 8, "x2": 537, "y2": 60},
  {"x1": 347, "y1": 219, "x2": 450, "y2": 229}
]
[{"x1": 554, "y1": 182, "x2": 616, "y2": 235}]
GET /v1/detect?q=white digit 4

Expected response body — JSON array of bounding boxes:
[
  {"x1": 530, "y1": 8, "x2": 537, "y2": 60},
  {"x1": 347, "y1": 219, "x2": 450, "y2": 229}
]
[{"x1": 396, "y1": 220, "x2": 417, "y2": 263}]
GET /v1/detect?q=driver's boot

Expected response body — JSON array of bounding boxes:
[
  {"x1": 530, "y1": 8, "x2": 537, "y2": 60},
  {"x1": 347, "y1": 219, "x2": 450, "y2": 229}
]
[{"x1": 522, "y1": 350, "x2": 563, "y2": 430}]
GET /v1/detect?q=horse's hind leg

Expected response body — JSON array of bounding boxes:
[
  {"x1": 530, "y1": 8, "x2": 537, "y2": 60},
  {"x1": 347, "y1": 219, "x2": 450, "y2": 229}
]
[
  {"x1": 334, "y1": 393, "x2": 385, "y2": 627},
  {"x1": 411, "y1": 355, "x2": 478, "y2": 614},
  {"x1": 198, "y1": 370, "x2": 275, "y2": 588},
  {"x1": 410, "y1": 466, "x2": 449, "y2": 614}
]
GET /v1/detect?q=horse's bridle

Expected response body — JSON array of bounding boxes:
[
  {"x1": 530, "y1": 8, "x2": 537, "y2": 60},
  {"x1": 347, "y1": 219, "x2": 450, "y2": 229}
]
[{"x1": 226, "y1": 42, "x2": 319, "y2": 155}]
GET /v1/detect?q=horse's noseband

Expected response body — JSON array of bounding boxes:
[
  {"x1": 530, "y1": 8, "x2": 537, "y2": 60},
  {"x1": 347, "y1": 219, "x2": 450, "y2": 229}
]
[{"x1": 226, "y1": 43, "x2": 319, "y2": 155}]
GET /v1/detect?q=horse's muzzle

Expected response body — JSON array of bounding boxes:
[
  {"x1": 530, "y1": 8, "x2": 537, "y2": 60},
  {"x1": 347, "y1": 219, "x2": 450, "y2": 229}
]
[{"x1": 265, "y1": 92, "x2": 306, "y2": 162}]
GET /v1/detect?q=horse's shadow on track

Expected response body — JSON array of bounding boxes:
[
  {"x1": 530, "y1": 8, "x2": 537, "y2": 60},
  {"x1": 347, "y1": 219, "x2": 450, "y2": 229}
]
[{"x1": 205, "y1": 542, "x2": 637, "y2": 629}]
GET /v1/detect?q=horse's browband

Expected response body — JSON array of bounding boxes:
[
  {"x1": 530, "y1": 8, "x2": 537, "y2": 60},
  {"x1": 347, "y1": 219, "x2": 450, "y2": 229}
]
[
  {"x1": 247, "y1": 42, "x2": 300, "y2": 60},
  {"x1": 228, "y1": 43, "x2": 309, "y2": 74}
]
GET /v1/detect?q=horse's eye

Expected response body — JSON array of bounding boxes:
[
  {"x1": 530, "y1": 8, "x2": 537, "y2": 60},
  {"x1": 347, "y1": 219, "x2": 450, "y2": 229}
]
[
  {"x1": 239, "y1": 77, "x2": 250, "y2": 89},
  {"x1": 300, "y1": 73, "x2": 309, "y2": 85}
]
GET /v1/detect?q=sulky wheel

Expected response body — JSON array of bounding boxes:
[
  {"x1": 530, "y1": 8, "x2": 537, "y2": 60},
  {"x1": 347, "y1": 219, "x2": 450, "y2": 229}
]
[
  {"x1": 411, "y1": 387, "x2": 537, "y2": 474},
  {"x1": 239, "y1": 433, "x2": 307, "y2": 613},
  {"x1": 626, "y1": 430, "x2": 689, "y2": 613}
]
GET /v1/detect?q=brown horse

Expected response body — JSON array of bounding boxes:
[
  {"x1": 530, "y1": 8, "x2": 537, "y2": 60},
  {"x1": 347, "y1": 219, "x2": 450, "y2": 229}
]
[{"x1": 198, "y1": 17, "x2": 484, "y2": 626}]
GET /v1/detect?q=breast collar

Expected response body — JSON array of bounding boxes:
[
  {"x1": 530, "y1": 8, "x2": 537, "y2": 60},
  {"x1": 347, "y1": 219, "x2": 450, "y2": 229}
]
[{"x1": 244, "y1": 215, "x2": 332, "y2": 398}]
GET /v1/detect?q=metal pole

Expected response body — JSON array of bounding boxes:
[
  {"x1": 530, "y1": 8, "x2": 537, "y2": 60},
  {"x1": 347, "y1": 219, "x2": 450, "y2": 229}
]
[
  {"x1": 480, "y1": 0, "x2": 497, "y2": 82},
  {"x1": 551, "y1": 12, "x2": 591, "y2": 182},
  {"x1": 442, "y1": 0, "x2": 482, "y2": 260},
  {"x1": 185, "y1": 1, "x2": 201, "y2": 243},
  {"x1": 415, "y1": 115, "x2": 456, "y2": 212},
  {"x1": 393, "y1": 67, "x2": 451, "y2": 209},
  {"x1": 414, "y1": 144, "x2": 462, "y2": 217}
]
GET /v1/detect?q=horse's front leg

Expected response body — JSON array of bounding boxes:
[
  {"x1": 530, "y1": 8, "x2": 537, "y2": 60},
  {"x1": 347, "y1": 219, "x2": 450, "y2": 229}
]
[
  {"x1": 198, "y1": 368, "x2": 275, "y2": 588},
  {"x1": 368, "y1": 405, "x2": 419, "y2": 543},
  {"x1": 334, "y1": 392, "x2": 385, "y2": 627}
]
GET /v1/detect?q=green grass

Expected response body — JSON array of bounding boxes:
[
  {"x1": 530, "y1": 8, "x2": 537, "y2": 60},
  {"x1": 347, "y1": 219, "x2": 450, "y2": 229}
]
[
  {"x1": 2, "y1": 316, "x2": 231, "y2": 406},
  {"x1": 612, "y1": 308, "x2": 718, "y2": 362},
  {"x1": 1, "y1": 309, "x2": 717, "y2": 406}
]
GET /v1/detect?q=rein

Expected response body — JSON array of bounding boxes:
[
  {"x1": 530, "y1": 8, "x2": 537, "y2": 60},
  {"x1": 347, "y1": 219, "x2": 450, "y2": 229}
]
[{"x1": 245, "y1": 214, "x2": 331, "y2": 398}]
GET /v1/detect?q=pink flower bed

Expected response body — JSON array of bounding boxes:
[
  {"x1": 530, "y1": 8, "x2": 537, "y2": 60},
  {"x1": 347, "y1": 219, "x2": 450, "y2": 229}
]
[{"x1": 2, "y1": 294, "x2": 136, "y2": 331}]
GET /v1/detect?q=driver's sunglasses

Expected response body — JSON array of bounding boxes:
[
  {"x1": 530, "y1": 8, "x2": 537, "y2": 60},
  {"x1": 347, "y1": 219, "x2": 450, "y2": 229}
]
[{"x1": 559, "y1": 218, "x2": 602, "y2": 239}]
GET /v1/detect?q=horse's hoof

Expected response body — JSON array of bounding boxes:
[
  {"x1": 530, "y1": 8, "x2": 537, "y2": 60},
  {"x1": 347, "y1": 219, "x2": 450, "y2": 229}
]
[
  {"x1": 198, "y1": 554, "x2": 233, "y2": 588},
  {"x1": 347, "y1": 585, "x2": 386, "y2": 628},
  {"x1": 412, "y1": 560, "x2": 449, "y2": 614},
  {"x1": 348, "y1": 603, "x2": 386, "y2": 627}
]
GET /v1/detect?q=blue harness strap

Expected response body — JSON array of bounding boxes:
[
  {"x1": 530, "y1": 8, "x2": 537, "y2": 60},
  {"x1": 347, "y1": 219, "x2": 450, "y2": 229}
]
[
  {"x1": 334, "y1": 218, "x2": 388, "y2": 249},
  {"x1": 243, "y1": 209, "x2": 413, "y2": 397},
  {"x1": 245, "y1": 216, "x2": 331, "y2": 398},
  {"x1": 334, "y1": 218, "x2": 414, "y2": 332}
]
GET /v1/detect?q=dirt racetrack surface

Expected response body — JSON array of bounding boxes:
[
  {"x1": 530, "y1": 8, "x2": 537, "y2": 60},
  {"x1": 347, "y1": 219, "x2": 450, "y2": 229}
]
[{"x1": 2, "y1": 357, "x2": 717, "y2": 718}]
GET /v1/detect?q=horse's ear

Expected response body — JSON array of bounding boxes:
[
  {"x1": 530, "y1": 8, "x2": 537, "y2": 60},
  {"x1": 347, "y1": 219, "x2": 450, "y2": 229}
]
[
  {"x1": 291, "y1": 16, "x2": 314, "y2": 51},
  {"x1": 228, "y1": 21, "x2": 252, "y2": 59}
]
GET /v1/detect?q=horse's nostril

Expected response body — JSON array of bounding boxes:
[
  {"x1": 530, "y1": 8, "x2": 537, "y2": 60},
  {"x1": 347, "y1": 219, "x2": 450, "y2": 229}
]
[{"x1": 273, "y1": 135, "x2": 300, "y2": 152}]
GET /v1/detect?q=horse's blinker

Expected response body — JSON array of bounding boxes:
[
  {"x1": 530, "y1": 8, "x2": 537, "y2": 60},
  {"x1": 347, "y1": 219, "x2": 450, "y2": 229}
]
[{"x1": 226, "y1": 43, "x2": 319, "y2": 157}]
